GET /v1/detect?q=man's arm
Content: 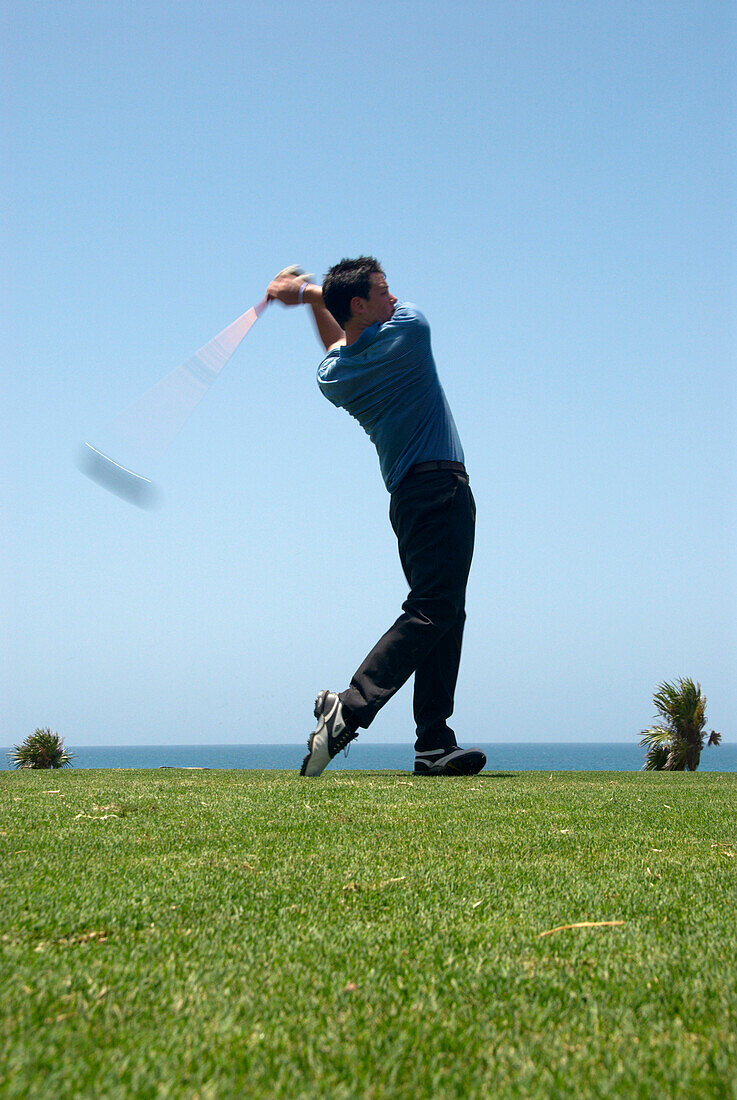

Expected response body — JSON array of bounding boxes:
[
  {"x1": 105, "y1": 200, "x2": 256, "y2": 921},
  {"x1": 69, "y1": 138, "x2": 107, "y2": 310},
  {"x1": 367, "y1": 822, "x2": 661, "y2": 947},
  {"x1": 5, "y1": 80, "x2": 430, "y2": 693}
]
[
  {"x1": 304, "y1": 285, "x2": 346, "y2": 352},
  {"x1": 266, "y1": 269, "x2": 345, "y2": 353}
]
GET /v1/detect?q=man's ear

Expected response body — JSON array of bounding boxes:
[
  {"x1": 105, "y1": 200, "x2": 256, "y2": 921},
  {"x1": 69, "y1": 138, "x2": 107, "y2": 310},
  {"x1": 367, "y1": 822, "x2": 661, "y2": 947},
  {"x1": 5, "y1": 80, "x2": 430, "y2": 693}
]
[{"x1": 350, "y1": 295, "x2": 366, "y2": 317}]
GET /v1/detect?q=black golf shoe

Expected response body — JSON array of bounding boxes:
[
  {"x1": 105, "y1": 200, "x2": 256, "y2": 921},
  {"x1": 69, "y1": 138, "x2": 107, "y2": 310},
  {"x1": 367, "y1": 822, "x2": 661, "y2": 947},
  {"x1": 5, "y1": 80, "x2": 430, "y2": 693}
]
[{"x1": 414, "y1": 745, "x2": 486, "y2": 776}]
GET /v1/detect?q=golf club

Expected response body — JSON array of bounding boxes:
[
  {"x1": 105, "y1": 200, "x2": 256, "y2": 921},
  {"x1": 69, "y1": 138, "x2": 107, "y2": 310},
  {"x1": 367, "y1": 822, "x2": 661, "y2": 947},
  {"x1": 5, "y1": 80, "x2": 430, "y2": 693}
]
[{"x1": 77, "y1": 267, "x2": 310, "y2": 507}]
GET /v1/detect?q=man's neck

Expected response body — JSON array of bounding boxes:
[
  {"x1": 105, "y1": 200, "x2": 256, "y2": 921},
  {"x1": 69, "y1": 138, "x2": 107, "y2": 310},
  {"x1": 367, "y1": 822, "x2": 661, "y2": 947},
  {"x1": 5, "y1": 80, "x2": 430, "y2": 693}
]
[{"x1": 343, "y1": 317, "x2": 376, "y2": 347}]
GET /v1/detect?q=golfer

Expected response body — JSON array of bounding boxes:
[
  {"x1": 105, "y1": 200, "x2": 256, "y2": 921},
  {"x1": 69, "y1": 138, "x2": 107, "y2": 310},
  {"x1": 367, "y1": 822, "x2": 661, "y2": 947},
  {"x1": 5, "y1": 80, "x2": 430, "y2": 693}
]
[{"x1": 267, "y1": 258, "x2": 484, "y2": 777}]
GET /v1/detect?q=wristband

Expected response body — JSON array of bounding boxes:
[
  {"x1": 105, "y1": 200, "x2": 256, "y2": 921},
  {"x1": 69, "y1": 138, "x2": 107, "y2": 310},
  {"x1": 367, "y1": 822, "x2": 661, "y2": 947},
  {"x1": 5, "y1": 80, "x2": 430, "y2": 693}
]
[{"x1": 298, "y1": 282, "x2": 309, "y2": 304}]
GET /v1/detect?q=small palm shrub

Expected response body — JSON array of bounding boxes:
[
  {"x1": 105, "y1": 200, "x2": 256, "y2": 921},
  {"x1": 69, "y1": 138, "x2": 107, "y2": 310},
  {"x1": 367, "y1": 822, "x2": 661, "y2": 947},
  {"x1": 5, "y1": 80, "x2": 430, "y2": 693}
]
[
  {"x1": 640, "y1": 679, "x2": 721, "y2": 771},
  {"x1": 8, "y1": 728, "x2": 75, "y2": 770}
]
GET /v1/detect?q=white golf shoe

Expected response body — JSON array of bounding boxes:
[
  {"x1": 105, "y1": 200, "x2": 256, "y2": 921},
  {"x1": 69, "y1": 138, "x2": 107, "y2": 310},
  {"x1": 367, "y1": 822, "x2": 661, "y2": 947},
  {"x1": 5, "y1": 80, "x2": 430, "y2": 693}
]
[{"x1": 300, "y1": 691, "x2": 358, "y2": 777}]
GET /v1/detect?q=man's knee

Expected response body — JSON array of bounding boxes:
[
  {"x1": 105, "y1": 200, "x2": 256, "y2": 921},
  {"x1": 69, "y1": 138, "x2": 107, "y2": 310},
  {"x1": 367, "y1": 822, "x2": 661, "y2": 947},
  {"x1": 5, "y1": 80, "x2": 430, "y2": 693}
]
[{"x1": 402, "y1": 593, "x2": 465, "y2": 633}]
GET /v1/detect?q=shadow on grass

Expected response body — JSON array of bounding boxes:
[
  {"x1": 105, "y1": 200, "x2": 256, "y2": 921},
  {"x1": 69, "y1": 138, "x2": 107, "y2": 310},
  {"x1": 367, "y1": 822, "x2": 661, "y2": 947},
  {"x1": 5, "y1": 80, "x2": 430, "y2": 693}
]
[
  {"x1": 334, "y1": 770, "x2": 517, "y2": 780},
  {"x1": 418, "y1": 771, "x2": 518, "y2": 780},
  {"x1": 396, "y1": 771, "x2": 517, "y2": 780}
]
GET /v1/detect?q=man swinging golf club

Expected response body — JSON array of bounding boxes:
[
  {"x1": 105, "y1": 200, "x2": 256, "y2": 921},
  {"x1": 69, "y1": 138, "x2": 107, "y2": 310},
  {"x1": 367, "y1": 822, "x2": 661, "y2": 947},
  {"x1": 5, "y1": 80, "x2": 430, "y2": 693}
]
[{"x1": 267, "y1": 258, "x2": 485, "y2": 777}]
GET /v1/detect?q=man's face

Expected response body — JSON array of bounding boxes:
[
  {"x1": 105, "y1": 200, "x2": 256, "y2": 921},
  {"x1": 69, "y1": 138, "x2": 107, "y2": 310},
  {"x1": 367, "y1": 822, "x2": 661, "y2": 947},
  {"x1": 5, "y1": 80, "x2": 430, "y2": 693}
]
[{"x1": 355, "y1": 272, "x2": 398, "y2": 325}]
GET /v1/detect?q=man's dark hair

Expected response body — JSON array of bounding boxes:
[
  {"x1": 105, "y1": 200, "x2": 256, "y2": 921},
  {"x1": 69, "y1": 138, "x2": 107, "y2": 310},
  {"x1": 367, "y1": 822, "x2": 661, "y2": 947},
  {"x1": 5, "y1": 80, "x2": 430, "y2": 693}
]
[{"x1": 322, "y1": 256, "x2": 384, "y2": 328}]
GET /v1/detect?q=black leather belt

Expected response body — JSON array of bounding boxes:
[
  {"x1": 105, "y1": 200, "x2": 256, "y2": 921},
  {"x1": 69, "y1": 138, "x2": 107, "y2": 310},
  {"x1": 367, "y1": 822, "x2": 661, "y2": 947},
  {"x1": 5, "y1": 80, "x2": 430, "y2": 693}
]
[{"x1": 408, "y1": 460, "x2": 468, "y2": 477}]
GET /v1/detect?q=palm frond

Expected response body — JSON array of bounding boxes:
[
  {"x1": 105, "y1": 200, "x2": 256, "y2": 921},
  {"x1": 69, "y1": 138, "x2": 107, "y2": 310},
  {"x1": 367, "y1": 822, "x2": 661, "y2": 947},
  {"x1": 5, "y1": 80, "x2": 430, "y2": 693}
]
[
  {"x1": 8, "y1": 728, "x2": 74, "y2": 770},
  {"x1": 651, "y1": 679, "x2": 706, "y2": 745},
  {"x1": 642, "y1": 745, "x2": 670, "y2": 771},
  {"x1": 640, "y1": 680, "x2": 721, "y2": 772},
  {"x1": 640, "y1": 726, "x2": 672, "y2": 771},
  {"x1": 639, "y1": 726, "x2": 672, "y2": 749}
]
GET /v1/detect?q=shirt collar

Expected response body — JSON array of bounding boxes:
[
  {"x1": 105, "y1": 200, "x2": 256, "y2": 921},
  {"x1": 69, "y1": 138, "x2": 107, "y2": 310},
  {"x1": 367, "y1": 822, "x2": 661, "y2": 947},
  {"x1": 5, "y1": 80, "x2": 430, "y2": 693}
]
[{"x1": 339, "y1": 322, "x2": 381, "y2": 357}]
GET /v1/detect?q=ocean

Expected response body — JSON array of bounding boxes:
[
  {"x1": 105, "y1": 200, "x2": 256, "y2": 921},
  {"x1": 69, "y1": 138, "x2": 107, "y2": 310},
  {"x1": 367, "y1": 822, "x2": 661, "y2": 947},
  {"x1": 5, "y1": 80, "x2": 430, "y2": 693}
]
[{"x1": 2, "y1": 742, "x2": 735, "y2": 772}]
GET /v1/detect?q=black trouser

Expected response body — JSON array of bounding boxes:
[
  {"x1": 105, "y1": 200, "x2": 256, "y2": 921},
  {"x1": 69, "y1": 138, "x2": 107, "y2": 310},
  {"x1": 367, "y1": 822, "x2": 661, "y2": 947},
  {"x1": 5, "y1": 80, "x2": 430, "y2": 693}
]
[{"x1": 339, "y1": 469, "x2": 476, "y2": 751}]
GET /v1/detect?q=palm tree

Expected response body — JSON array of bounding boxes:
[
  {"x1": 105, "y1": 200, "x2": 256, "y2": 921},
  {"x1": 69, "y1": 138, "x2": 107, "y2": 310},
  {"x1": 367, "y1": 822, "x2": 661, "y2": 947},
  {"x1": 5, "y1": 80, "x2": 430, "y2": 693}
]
[
  {"x1": 640, "y1": 679, "x2": 721, "y2": 771},
  {"x1": 8, "y1": 728, "x2": 74, "y2": 770}
]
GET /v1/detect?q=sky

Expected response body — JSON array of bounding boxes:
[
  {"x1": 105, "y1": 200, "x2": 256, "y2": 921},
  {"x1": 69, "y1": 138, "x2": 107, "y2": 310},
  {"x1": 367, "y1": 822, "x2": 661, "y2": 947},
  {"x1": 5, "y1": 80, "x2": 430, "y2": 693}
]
[{"x1": 2, "y1": 0, "x2": 735, "y2": 750}]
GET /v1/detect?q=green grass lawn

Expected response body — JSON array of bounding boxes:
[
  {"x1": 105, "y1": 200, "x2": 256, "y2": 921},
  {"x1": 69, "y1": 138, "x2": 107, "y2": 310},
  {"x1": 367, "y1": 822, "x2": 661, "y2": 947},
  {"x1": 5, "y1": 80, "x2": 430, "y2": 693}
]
[{"x1": 2, "y1": 769, "x2": 736, "y2": 1099}]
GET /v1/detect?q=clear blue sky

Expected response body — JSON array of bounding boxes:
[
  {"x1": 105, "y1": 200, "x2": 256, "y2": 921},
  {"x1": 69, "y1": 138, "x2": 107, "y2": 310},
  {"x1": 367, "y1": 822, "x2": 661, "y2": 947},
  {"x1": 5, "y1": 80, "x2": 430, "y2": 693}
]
[{"x1": 2, "y1": 1, "x2": 734, "y2": 748}]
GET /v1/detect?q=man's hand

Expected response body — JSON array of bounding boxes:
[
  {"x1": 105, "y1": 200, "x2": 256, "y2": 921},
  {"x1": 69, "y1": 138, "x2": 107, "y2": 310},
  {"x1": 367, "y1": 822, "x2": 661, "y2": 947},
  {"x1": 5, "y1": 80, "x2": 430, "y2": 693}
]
[
  {"x1": 266, "y1": 265, "x2": 345, "y2": 351},
  {"x1": 266, "y1": 265, "x2": 314, "y2": 306}
]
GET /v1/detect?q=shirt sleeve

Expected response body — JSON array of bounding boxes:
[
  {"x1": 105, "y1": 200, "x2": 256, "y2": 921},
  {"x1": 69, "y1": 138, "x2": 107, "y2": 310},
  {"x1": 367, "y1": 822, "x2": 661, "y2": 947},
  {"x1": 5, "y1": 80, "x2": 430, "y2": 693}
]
[
  {"x1": 380, "y1": 303, "x2": 430, "y2": 356},
  {"x1": 387, "y1": 303, "x2": 428, "y2": 329}
]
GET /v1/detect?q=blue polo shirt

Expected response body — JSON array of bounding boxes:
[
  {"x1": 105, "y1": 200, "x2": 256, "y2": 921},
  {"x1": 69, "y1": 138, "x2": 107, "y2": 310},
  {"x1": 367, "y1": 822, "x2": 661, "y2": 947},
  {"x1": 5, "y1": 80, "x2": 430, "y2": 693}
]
[{"x1": 316, "y1": 303, "x2": 465, "y2": 493}]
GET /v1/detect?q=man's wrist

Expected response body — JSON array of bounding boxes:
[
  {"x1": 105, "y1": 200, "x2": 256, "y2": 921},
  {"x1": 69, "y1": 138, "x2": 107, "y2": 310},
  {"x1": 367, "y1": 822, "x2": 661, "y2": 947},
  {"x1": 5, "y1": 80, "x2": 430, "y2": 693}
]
[{"x1": 302, "y1": 284, "x2": 322, "y2": 307}]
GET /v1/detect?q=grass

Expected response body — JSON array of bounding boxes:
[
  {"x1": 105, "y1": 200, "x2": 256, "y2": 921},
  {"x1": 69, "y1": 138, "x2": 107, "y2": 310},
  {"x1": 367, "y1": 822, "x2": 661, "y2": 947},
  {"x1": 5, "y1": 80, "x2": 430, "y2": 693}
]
[{"x1": 1, "y1": 769, "x2": 736, "y2": 1099}]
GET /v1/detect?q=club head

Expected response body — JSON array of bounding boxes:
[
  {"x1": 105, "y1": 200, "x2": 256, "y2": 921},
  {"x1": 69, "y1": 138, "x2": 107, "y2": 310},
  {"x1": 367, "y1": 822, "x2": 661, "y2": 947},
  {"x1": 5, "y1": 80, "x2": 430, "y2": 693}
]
[
  {"x1": 282, "y1": 264, "x2": 315, "y2": 282},
  {"x1": 77, "y1": 443, "x2": 161, "y2": 509}
]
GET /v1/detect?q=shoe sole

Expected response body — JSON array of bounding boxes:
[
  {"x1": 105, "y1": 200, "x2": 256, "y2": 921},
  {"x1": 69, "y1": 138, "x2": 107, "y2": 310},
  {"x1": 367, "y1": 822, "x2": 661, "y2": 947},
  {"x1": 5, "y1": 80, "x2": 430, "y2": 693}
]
[
  {"x1": 299, "y1": 734, "x2": 315, "y2": 777},
  {"x1": 299, "y1": 692, "x2": 334, "y2": 777}
]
